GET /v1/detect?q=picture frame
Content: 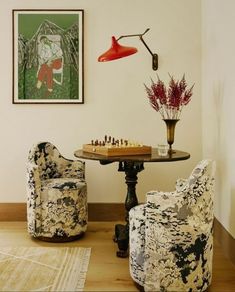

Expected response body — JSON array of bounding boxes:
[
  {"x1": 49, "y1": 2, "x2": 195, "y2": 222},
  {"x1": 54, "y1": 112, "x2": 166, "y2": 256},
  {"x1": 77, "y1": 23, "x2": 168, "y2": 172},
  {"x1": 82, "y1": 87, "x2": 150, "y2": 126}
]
[{"x1": 12, "y1": 9, "x2": 84, "y2": 104}]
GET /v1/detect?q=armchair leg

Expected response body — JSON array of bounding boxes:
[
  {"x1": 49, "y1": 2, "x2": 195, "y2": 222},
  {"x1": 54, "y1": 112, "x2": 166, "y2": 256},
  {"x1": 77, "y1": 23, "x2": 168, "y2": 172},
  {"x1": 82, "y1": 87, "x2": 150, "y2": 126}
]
[
  {"x1": 134, "y1": 281, "x2": 144, "y2": 292},
  {"x1": 35, "y1": 232, "x2": 85, "y2": 242}
]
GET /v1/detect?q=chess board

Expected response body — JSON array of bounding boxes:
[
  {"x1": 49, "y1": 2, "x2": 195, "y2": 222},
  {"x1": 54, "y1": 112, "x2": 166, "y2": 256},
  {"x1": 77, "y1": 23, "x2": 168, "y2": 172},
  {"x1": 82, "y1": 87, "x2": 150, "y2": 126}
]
[{"x1": 83, "y1": 144, "x2": 152, "y2": 156}]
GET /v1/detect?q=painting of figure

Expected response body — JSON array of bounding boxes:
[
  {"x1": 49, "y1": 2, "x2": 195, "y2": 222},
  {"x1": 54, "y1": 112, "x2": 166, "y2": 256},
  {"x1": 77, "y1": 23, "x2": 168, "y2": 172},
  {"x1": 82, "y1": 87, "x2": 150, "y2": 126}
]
[{"x1": 13, "y1": 10, "x2": 84, "y2": 104}]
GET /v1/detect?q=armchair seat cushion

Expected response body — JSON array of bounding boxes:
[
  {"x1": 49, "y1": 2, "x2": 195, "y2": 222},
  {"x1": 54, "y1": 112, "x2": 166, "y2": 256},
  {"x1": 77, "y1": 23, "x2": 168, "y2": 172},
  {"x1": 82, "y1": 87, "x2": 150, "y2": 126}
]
[{"x1": 39, "y1": 181, "x2": 87, "y2": 239}]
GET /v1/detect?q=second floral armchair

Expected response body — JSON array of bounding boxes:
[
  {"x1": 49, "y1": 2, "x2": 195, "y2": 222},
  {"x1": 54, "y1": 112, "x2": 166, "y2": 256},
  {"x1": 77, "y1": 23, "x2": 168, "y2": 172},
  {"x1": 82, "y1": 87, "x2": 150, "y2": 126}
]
[{"x1": 129, "y1": 159, "x2": 215, "y2": 292}]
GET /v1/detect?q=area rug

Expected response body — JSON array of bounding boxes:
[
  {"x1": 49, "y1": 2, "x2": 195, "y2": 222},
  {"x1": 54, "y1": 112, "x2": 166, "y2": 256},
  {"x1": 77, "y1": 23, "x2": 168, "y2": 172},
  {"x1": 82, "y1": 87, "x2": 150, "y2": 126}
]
[{"x1": 0, "y1": 246, "x2": 91, "y2": 291}]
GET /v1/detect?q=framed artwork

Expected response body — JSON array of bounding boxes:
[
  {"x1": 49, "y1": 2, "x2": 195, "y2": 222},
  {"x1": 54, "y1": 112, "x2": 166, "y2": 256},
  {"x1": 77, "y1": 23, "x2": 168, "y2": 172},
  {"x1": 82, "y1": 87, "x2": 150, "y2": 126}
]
[{"x1": 12, "y1": 9, "x2": 84, "y2": 104}]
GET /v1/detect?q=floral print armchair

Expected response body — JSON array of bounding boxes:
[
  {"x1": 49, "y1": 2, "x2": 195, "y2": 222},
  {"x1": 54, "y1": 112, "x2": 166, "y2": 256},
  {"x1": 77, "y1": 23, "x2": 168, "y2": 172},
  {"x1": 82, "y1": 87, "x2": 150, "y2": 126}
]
[
  {"x1": 26, "y1": 142, "x2": 88, "y2": 242},
  {"x1": 129, "y1": 159, "x2": 215, "y2": 292}
]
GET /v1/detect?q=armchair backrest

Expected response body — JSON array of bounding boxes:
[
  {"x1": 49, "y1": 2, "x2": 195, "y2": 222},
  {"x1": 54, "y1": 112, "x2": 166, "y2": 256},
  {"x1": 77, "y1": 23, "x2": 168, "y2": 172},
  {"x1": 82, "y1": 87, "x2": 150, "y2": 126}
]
[
  {"x1": 173, "y1": 159, "x2": 215, "y2": 224},
  {"x1": 28, "y1": 142, "x2": 62, "y2": 180},
  {"x1": 188, "y1": 159, "x2": 215, "y2": 187},
  {"x1": 176, "y1": 159, "x2": 215, "y2": 196},
  {"x1": 182, "y1": 160, "x2": 215, "y2": 233},
  {"x1": 185, "y1": 159, "x2": 215, "y2": 207}
]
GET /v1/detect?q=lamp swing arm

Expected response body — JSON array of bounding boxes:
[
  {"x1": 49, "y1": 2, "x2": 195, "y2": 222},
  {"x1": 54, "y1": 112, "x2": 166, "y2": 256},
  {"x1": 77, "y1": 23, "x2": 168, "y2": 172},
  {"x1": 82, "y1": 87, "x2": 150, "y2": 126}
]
[
  {"x1": 117, "y1": 29, "x2": 153, "y2": 55},
  {"x1": 117, "y1": 28, "x2": 158, "y2": 70}
]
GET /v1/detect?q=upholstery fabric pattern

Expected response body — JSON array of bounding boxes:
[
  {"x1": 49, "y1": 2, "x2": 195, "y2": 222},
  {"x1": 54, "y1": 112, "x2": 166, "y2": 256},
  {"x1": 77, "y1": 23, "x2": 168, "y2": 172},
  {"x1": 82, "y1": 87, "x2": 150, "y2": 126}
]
[
  {"x1": 129, "y1": 160, "x2": 215, "y2": 292},
  {"x1": 27, "y1": 142, "x2": 87, "y2": 240}
]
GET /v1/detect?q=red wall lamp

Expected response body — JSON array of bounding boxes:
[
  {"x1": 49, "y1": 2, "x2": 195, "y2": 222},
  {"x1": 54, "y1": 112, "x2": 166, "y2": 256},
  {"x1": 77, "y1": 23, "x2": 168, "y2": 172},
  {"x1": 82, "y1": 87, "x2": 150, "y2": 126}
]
[{"x1": 98, "y1": 28, "x2": 158, "y2": 70}]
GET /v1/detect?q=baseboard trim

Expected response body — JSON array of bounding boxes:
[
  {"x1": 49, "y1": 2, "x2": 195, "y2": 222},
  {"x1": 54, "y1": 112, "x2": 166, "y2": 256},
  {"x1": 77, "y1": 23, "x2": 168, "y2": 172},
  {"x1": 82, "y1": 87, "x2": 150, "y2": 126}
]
[
  {"x1": 0, "y1": 203, "x2": 125, "y2": 222},
  {"x1": 0, "y1": 203, "x2": 26, "y2": 221},
  {"x1": 88, "y1": 202, "x2": 125, "y2": 221}
]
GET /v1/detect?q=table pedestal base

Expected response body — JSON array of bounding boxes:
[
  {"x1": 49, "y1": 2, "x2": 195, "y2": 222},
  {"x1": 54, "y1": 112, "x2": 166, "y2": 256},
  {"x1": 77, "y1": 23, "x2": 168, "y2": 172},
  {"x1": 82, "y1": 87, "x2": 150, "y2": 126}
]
[
  {"x1": 114, "y1": 161, "x2": 144, "y2": 258},
  {"x1": 113, "y1": 224, "x2": 129, "y2": 258}
]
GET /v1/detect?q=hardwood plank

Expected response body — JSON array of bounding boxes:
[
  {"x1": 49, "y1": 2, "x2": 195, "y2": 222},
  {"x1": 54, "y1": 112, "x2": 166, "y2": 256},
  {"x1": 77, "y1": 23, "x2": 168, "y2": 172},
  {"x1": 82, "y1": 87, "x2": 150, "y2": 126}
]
[
  {"x1": 1, "y1": 203, "x2": 235, "y2": 270},
  {"x1": 0, "y1": 221, "x2": 136, "y2": 291},
  {"x1": 0, "y1": 221, "x2": 234, "y2": 291}
]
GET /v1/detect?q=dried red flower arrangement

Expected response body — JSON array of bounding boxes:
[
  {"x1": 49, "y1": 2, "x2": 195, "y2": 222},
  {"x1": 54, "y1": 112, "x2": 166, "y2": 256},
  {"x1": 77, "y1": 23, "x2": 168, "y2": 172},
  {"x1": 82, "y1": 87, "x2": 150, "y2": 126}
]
[{"x1": 144, "y1": 74, "x2": 194, "y2": 119}]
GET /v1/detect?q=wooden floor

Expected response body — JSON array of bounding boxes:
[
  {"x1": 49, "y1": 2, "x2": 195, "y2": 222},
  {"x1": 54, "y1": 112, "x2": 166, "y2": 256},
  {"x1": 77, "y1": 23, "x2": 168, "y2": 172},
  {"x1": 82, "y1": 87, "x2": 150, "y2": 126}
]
[{"x1": 0, "y1": 222, "x2": 234, "y2": 292}]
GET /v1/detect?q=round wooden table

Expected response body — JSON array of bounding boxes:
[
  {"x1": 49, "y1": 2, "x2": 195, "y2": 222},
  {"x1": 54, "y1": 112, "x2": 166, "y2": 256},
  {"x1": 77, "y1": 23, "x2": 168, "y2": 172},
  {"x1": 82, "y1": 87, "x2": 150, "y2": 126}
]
[{"x1": 74, "y1": 148, "x2": 190, "y2": 257}]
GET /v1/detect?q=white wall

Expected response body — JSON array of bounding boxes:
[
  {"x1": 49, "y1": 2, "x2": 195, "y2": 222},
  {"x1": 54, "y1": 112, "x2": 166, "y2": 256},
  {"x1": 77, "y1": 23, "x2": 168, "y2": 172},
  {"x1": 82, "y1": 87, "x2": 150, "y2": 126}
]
[
  {"x1": 202, "y1": 0, "x2": 235, "y2": 238},
  {"x1": 0, "y1": 0, "x2": 202, "y2": 203}
]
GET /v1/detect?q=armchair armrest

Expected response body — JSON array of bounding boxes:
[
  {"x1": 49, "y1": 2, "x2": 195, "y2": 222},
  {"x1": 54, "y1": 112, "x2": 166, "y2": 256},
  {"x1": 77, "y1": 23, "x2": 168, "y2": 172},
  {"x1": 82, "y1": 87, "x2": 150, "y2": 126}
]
[
  {"x1": 144, "y1": 190, "x2": 187, "y2": 282},
  {"x1": 26, "y1": 162, "x2": 41, "y2": 235},
  {"x1": 146, "y1": 190, "x2": 185, "y2": 213},
  {"x1": 26, "y1": 162, "x2": 41, "y2": 194},
  {"x1": 57, "y1": 157, "x2": 85, "y2": 180},
  {"x1": 145, "y1": 189, "x2": 192, "y2": 237}
]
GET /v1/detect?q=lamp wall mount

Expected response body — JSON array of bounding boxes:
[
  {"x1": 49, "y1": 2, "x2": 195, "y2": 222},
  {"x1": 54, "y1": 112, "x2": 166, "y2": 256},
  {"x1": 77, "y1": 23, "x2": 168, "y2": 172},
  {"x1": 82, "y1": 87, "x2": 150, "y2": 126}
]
[{"x1": 117, "y1": 28, "x2": 158, "y2": 70}]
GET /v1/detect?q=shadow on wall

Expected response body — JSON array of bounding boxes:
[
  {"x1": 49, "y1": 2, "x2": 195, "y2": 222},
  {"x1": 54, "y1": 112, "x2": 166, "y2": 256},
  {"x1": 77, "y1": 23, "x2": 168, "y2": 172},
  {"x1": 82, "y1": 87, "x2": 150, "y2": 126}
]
[
  {"x1": 213, "y1": 81, "x2": 226, "y2": 221},
  {"x1": 230, "y1": 188, "x2": 235, "y2": 238},
  {"x1": 213, "y1": 81, "x2": 235, "y2": 240}
]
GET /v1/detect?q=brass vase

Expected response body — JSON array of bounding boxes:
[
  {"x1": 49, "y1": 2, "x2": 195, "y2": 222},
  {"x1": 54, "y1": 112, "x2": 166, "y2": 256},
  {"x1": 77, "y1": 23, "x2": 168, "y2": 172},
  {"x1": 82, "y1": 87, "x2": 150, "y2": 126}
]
[{"x1": 163, "y1": 119, "x2": 179, "y2": 153}]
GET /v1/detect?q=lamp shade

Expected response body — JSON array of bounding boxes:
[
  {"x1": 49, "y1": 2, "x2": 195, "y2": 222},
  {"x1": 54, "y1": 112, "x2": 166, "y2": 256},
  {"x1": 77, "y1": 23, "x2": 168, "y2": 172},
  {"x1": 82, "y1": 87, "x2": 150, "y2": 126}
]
[{"x1": 98, "y1": 36, "x2": 138, "y2": 62}]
